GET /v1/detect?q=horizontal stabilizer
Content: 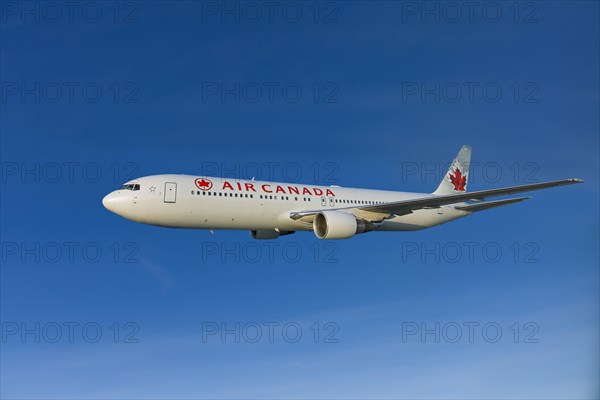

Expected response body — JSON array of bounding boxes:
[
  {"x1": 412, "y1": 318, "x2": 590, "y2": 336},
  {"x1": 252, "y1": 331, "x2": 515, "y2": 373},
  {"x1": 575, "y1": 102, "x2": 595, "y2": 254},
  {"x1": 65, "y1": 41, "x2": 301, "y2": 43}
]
[{"x1": 455, "y1": 197, "x2": 530, "y2": 212}]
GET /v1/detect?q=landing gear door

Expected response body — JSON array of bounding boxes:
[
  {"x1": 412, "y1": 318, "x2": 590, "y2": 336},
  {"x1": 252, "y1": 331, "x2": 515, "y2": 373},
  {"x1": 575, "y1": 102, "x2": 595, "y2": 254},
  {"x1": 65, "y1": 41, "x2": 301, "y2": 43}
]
[{"x1": 164, "y1": 182, "x2": 177, "y2": 203}]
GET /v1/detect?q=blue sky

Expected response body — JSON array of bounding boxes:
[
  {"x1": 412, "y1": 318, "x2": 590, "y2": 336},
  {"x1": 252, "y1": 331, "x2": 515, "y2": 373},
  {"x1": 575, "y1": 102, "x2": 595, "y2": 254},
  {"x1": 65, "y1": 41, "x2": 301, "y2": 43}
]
[{"x1": 1, "y1": 1, "x2": 598, "y2": 398}]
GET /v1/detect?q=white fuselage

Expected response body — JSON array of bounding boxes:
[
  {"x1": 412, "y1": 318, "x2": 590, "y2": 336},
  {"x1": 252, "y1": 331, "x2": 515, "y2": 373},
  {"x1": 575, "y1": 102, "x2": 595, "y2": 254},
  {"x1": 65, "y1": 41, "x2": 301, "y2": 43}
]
[{"x1": 102, "y1": 174, "x2": 470, "y2": 235}]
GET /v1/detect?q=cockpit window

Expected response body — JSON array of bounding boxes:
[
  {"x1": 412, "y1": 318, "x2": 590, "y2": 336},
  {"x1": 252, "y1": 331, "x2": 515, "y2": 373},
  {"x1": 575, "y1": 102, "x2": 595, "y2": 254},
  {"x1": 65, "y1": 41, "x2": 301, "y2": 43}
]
[{"x1": 120, "y1": 184, "x2": 140, "y2": 191}]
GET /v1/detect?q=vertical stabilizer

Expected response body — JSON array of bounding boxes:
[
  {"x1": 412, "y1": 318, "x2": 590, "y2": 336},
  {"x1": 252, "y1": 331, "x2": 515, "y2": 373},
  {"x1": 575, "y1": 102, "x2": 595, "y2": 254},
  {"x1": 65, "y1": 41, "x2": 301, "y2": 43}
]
[{"x1": 433, "y1": 145, "x2": 471, "y2": 195}]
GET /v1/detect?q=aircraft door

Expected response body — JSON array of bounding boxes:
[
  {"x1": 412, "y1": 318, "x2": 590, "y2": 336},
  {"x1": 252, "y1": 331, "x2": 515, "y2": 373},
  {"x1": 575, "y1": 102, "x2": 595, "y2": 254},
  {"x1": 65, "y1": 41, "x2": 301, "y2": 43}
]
[
  {"x1": 329, "y1": 197, "x2": 335, "y2": 207},
  {"x1": 164, "y1": 182, "x2": 177, "y2": 203},
  {"x1": 321, "y1": 196, "x2": 327, "y2": 206}
]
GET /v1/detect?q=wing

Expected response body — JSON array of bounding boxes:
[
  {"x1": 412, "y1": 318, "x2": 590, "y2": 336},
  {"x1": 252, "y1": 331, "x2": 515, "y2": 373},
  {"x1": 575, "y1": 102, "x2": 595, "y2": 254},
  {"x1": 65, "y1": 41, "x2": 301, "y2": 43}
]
[{"x1": 290, "y1": 178, "x2": 583, "y2": 222}]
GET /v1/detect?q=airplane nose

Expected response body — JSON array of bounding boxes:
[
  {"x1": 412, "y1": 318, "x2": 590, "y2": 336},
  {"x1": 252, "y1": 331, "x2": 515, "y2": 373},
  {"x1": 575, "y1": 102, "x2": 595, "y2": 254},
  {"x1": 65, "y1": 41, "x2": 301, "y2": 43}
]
[
  {"x1": 102, "y1": 192, "x2": 117, "y2": 212},
  {"x1": 103, "y1": 191, "x2": 136, "y2": 220}
]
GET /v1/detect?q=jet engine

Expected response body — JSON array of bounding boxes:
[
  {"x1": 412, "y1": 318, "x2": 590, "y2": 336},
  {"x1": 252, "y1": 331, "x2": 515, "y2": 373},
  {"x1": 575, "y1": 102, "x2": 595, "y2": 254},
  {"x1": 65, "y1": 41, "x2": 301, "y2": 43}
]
[{"x1": 313, "y1": 211, "x2": 374, "y2": 240}]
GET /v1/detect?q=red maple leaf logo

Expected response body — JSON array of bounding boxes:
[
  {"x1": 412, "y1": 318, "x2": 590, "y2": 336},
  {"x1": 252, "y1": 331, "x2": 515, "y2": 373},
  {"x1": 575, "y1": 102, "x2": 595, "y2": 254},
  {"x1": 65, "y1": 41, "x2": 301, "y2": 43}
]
[
  {"x1": 195, "y1": 178, "x2": 213, "y2": 191},
  {"x1": 449, "y1": 168, "x2": 466, "y2": 191}
]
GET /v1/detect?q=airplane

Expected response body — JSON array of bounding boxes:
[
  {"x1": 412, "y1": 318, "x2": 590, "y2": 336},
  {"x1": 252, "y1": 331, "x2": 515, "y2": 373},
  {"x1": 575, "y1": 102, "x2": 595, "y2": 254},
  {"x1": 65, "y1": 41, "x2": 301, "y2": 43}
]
[{"x1": 102, "y1": 146, "x2": 583, "y2": 240}]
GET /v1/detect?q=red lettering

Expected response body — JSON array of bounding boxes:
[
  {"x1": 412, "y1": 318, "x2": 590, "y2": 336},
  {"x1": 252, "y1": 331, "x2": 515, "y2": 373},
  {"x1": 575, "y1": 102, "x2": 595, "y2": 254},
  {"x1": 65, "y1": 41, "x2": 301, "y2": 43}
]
[
  {"x1": 236, "y1": 182, "x2": 242, "y2": 190},
  {"x1": 302, "y1": 187, "x2": 311, "y2": 195},
  {"x1": 275, "y1": 185, "x2": 286, "y2": 194},
  {"x1": 326, "y1": 189, "x2": 336, "y2": 197},
  {"x1": 245, "y1": 183, "x2": 256, "y2": 192},
  {"x1": 288, "y1": 186, "x2": 299, "y2": 195},
  {"x1": 262, "y1": 184, "x2": 272, "y2": 193},
  {"x1": 222, "y1": 181, "x2": 234, "y2": 190},
  {"x1": 313, "y1": 188, "x2": 323, "y2": 196}
]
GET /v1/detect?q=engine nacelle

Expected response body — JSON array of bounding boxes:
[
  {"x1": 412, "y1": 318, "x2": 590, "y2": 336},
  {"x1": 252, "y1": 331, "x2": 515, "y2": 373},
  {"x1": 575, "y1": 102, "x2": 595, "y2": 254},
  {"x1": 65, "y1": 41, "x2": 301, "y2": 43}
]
[
  {"x1": 250, "y1": 229, "x2": 294, "y2": 240},
  {"x1": 313, "y1": 211, "x2": 374, "y2": 240}
]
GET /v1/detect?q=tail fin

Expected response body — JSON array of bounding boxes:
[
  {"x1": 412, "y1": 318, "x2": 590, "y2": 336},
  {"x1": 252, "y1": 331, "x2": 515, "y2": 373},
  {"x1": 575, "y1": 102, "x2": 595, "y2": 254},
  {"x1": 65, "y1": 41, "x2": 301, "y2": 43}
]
[{"x1": 433, "y1": 145, "x2": 472, "y2": 195}]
